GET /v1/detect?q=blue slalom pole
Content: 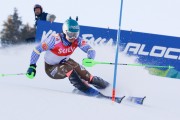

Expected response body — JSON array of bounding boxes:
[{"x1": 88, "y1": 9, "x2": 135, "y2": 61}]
[{"x1": 112, "y1": 0, "x2": 124, "y2": 101}]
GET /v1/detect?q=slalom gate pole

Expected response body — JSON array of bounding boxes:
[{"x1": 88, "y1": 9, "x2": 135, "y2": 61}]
[
  {"x1": 112, "y1": 0, "x2": 124, "y2": 102},
  {"x1": 0, "y1": 73, "x2": 26, "y2": 77}
]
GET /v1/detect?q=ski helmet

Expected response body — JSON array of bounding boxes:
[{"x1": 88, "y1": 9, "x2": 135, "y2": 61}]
[
  {"x1": 34, "y1": 4, "x2": 43, "y2": 13},
  {"x1": 62, "y1": 18, "x2": 80, "y2": 39}
]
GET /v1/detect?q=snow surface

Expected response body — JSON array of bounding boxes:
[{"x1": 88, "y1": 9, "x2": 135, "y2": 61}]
[{"x1": 0, "y1": 43, "x2": 180, "y2": 120}]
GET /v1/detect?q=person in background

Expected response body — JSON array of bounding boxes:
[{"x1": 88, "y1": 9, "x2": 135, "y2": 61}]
[
  {"x1": 34, "y1": 4, "x2": 56, "y2": 26},
  {"x1": 26, "y1": 17, "x2": 109, "y2": 96},
  {"x1": 25, "y1": 4, "x2": 56, "y2": 43}
]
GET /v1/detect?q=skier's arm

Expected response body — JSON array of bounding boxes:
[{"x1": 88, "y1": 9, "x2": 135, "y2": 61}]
[
  {"x1": 78, "y1": 38, "x2": 96, "y2": 59},
  {"x1": 26, "y1": 35, "x2": 56, "y2": 79},
  {"x1": 30, "y1": 35, "x2": 56, "y2": 65}
]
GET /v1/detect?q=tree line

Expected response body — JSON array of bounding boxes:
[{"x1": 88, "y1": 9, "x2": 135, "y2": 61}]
[{"x1": 0, "y1": 8, "x2": 35, "y2": 47}]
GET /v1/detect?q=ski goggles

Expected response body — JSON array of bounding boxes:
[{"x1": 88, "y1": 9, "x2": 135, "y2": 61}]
[{"x1": 66, "y1": 31, "x2": 79, "y2": 39}]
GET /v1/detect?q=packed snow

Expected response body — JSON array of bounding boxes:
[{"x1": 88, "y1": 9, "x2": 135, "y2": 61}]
[{"x1": 0, "y1": 43, "x2": 180, "y2": 120}]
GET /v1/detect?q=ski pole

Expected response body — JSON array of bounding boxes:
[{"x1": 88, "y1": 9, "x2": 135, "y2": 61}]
[
  {"x1": 82, "y1": 58, "x2": 174, "y2": 69},
  {"x1": 0, "y1": 73, "x2": 26, "y2": 77}
]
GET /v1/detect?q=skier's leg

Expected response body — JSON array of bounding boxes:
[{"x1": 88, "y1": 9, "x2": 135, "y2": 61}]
[
  {"x1": 66, "y1": 70, "x2": 99, "y2": 96},
  {"x1": 65, "y1": 58, "x2": 92, "y2": 81},
  {"x1": 44, "y1": 59, "x2": 90, "y2": 80},
  {"x1": 45, "y1": 62, "x2": 68, "y2": 79},
  {"x1": 45, "y1": 61, "x2": 99, "y2": 96},
  {"x1": 66, "y1": 58, "x2": 110, "y2": 89}
]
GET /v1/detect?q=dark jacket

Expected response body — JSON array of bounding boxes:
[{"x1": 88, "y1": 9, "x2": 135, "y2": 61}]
[{"x1": 35, "y1": 12, "x2": 48, "y2": 26}]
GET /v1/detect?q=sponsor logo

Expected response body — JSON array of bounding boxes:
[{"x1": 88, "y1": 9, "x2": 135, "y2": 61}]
[
  {"x1": 42, "y1": 42, "x2": 48, "y2": 50},
  {"x1": 82, "y1": 34, "x2": 113, "y2": 45},
  {"x1": 58, "y1": 46, "x2": 76, "y2": 54},
  {"x1": 81, "y1": 40, "x2": 87, "y2": 46},
  {"x1": 123, "y1": 42, "x2": 180, "y2": 60},
  {"x1": 70, "y1": 26, "x2": 79, "y2": 30}
]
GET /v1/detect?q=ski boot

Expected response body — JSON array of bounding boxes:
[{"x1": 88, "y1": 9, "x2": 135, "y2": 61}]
[
  {"x1": 68, "y1": 70, "x2": 100, "y2": 96},
  {"x1": 90, "y1": 76, "x2": 109, "y2": 89}
]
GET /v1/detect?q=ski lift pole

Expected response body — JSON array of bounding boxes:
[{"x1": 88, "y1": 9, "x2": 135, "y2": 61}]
[{"x1": 112, "y1": 0, "x2": 124, "y2": 102}]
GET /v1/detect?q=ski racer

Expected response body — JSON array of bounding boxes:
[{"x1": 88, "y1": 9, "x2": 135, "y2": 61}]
[
  {"x1": 34, "y1": 4, "x2": 56, "y2": 26},
  {"x1": 26, "y1": 18, "x2": 109, "y2": 96}
]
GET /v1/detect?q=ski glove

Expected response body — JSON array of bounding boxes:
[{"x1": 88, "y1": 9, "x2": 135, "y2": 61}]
[{"x1": 26, "y1": 64, "x2": 36, "y2": 79}]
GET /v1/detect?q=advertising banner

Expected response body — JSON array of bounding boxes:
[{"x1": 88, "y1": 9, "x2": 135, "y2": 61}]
[{"x1": 36, "y1": 20, "x2": 180, "y2": 79}]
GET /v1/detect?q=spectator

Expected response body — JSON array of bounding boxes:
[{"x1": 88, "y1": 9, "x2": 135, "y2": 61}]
[{"x1": 34, "y1": 4, "x2": 56, "y2": 26}]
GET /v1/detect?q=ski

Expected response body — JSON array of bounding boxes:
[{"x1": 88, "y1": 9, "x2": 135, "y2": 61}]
[
  {"x1": 113, "y1": 96, "x2": 126, "y2": 103},
  {"x1": 97, "y1": 93, "x2": 146, "y2": 105},
  {"x1": 97, "y1": 93, "x2": 125, "y2": 103},
  {"x1": 126, "y1": 96, "x2": 146, "y2": 105}
]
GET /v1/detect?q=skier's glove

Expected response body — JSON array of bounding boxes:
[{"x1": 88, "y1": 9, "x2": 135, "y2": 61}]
[{"x1": 26, "y1": 64, "x2": 36, "y2": 79}]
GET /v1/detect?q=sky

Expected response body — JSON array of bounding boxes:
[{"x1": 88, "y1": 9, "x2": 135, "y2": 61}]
[
  {"x1": 0, "y1": 0, "x2": 180, "y2": 37},
  {"x1": 0, "y1": 43, "x2": 180, "y2": 120}
]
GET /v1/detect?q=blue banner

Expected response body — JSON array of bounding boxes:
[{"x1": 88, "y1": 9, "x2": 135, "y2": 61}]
[
  {"x1": 36, "y1": 20, "x2": 117, "y2": 44},
  {"x1": 36, "y1": 20, "x2": 180, "y2": 79}
]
